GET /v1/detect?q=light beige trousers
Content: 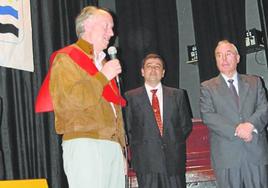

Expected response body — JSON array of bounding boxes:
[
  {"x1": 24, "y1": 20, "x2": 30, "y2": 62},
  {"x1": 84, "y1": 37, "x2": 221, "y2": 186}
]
[{"x1": 62, "y1": 138, "x2": 125, "y2": 188}]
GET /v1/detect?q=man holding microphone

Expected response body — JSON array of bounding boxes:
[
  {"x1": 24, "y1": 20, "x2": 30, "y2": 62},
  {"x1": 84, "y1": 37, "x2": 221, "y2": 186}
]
[{"x1": 36, "y1": 6, "x2": 126, "y2": 188}]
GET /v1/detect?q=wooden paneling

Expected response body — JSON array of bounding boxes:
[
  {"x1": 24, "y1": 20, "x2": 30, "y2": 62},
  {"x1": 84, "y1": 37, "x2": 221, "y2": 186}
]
[{"x1": 186, "y1": 119, "x2": 215, "y2": 183}]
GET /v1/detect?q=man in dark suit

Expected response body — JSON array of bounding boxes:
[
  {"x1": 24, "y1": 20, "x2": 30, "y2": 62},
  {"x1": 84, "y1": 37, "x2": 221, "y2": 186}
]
[
  {"x1": 200, "y1": 40, "x2": 268, "y2": 188},
  {"x1": 125, "y1": 53, "x2": 192, "y2": 188}
]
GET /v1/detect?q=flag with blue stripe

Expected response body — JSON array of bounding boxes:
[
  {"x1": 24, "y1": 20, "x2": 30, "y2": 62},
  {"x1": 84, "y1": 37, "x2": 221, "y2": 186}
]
[{"x1": 0, "y1": 0, "x2": 33, "y2": 72}]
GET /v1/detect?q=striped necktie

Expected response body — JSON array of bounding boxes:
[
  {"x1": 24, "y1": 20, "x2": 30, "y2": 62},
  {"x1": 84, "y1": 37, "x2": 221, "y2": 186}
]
[{"x1": 228, "y1": 79, "x2": 239, "y2": 108}]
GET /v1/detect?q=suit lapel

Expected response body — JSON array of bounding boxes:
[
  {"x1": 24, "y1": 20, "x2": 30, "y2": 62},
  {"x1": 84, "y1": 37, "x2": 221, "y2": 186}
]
[
  {"x1": 139, "y1": 87, "x2": 158, "y2": 125},
  {"x1": 139, "y1": 86, "x2": 152, "y2": 111},
  {"x1": 238, "y1": 74, "x2": 249, "y2": 110},
  {"x1": 162, "y1": 86, "x2": 171, "y2": 130}
]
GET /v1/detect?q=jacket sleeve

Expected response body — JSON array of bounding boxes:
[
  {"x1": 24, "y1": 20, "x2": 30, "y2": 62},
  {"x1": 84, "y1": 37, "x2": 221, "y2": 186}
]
[
  {"x1": 124, "y1": 93, "x2": 133, "y2": 143},
  {"x1": 246, "y1": 77, "x2": 268, "y2": 132},
  {"x1": 177, "y1": 90, "x2": 193, "y2": 139}
]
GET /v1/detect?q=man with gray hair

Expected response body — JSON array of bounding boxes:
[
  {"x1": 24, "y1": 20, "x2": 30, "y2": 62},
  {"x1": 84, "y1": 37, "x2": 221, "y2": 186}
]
[
  {"x1": 200, "y1": 40, "x2": 268, "y2": 188},
  {"x1": 36, "y1": 6, "x2": 126, "y2": 188}
]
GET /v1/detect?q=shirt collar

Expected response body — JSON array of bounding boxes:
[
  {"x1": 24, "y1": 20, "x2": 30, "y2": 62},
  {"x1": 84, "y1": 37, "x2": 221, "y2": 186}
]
[
  {"x1": 221, "y1": 72, "x2": 238, "y2": 84},
  {"x1": 94, "y1": 51, "x2": 106, "y2": 63},
  {"x1": 145, "y1": 82, "x2": 162, "y2": 93},
  {"x1": 221, "y1": 72, "x2": 238, "y2": 88}
]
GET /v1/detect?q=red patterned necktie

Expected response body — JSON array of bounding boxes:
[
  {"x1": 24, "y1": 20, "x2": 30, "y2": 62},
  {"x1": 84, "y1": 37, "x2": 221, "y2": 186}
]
[{"x1": 151, "y1": 89, "x2": 163, "y2": 136}]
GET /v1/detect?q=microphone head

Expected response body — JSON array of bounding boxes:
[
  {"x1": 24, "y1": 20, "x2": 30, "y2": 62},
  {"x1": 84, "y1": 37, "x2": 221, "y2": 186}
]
[{"x1": 108, "y1": 46, "x2": 117, "y2": 55}]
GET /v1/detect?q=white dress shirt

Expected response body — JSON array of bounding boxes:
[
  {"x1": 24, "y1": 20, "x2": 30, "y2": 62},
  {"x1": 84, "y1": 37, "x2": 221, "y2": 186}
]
[
  {"x1": 221, "y1": 72, "x2": 239, "y2": 95},
  {"x1": 94, "y1": 51, "x2": 117, "y2": 117},
  {"x1": 144, "y1": 83, "x2": 163, "y2": 122}
]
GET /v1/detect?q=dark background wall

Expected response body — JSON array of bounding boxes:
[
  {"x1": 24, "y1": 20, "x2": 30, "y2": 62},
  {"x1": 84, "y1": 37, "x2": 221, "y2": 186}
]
[
  {"x1": 0, "y1": 1, "x2": 266, "y2": 187},
  {"x1": 246, "y1": 0, "x2": 268, "y2": 88},
  {"x1": 100, "y1": 0, "x2": 268, "y2": 118}
]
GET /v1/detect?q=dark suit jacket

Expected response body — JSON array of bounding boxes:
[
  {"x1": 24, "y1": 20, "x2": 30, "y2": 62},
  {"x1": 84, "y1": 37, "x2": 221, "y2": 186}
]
[
  {"x1": 0, "y1": 96, "x2": 2, "y2": 125},
  {"x1": 125, "y1": 85, "x2": 192, "y2": 175},
  {"x1": 200, "y1": 74, "x2": 268, "y2": 170}
]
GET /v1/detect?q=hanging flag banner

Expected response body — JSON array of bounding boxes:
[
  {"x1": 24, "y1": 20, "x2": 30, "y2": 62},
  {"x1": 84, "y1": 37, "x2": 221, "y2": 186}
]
[{"x1": 0, "y1": 0, "x2": 33, "y2": 72}]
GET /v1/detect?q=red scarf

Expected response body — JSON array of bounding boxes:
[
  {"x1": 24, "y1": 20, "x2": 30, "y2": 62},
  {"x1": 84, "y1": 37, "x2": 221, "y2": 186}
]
[{"x1": 35, "y1": 45, "x2": 126, "y2": 113}]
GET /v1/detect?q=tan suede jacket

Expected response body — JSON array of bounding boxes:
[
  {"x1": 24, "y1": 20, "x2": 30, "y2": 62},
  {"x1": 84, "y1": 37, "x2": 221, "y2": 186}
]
[{"x1": 49, "y1": 39, "x2": 125, "y2": 148}]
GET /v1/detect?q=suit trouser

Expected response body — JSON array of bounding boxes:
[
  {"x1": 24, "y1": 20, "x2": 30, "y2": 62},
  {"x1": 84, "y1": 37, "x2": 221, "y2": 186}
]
[
  {"x1": 62, "y1": 138, "x2": 125, "y2": 188},
  {"x1": 215, "y1": 161, "x2": 268, "y2": 188},
  {"x1": 136, "y1": 173, "x2": 185, "y2": 188}
]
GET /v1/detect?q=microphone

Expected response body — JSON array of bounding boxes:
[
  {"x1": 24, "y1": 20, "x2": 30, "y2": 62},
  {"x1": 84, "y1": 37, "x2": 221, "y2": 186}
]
[
  {"x1": 108, "y1": 46, "x2": 117, "y2": 60},
  {"x1": 107, "y1": 46, "x2": 120, "y2": 84}
]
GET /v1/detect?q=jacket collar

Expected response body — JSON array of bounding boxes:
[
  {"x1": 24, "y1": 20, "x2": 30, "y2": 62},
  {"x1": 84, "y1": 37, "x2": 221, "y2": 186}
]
[{"x1": 76, "y1": 38, "x2": 94, "y2": 56}]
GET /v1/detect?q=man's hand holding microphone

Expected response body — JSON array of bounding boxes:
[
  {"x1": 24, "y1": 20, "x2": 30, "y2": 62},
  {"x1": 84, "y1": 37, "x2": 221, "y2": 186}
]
[{"x1": 100, "y1": 46, "x2": 121, "y2": 82}]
